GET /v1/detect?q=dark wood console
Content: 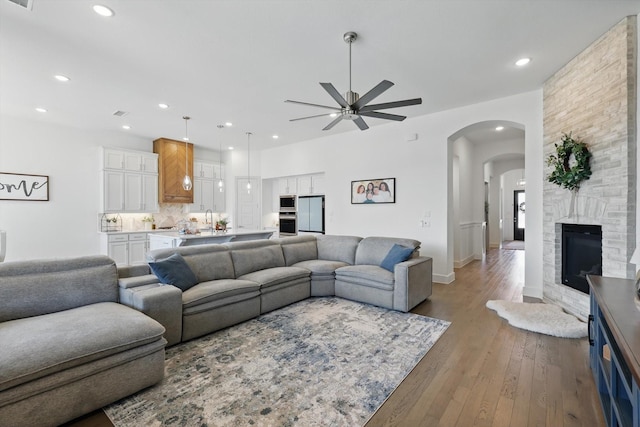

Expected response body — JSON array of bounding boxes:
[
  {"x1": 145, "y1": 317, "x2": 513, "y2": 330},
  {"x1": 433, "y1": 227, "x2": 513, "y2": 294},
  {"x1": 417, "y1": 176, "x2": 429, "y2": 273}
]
[{"x1": 588, "y1": 275, "x2": 640, "y2": 426}]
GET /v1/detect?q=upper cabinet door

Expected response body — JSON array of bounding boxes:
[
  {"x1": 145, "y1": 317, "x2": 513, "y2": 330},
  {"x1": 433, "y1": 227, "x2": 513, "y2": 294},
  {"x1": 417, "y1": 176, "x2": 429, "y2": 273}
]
[{"x1": 103, "y1": 148, "x2": 124, "y2": 170}]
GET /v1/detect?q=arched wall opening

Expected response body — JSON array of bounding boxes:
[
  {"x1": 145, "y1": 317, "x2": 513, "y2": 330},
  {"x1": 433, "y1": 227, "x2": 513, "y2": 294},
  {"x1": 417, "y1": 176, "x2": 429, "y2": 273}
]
[{"x1": 448, "y1": 120, "x2": 525, "y2": 270}]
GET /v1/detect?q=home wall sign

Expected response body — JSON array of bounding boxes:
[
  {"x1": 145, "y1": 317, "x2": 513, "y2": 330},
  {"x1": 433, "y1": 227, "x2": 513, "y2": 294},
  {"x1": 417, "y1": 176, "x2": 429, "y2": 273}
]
[
  {"x1": 0, "y1": 172, "x2": 49, "y2": 201},
  {"x1": 351, "y1": 178, "x2": 395, "y2": 204}
]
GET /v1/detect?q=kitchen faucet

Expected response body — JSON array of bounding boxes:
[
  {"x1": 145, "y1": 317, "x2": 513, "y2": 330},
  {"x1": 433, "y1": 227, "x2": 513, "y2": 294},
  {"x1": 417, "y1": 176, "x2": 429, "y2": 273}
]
[{"x1": 205, "y1": 209, "x2": 214, "y2": 231}]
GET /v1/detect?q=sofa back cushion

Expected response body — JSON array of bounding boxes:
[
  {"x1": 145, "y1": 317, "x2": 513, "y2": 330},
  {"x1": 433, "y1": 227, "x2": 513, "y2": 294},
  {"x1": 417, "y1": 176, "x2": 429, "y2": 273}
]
[
  {"x1": 276, "y1": 235, "x2": 318, "y2": 266},
  {"x1": 355, "y1": 237, "x2": 421, "y2": 266},
  {"x1": 147, "y1": 244, "x2": 235, "y2": 282},
  {"x1": 0, "y1": 255, "x2": 117, "y2": 322},
  {"x1": 225, "y1": 240, "x2": 285, "y2": 277},
  {"x1": 316, "y1": 235, "x2": 362, "y2": 264}
]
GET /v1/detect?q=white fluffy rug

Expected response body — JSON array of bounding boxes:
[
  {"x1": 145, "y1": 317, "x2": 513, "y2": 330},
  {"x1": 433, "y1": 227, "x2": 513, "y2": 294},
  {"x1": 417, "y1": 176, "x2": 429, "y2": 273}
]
[{"x1": 486, "y1": 300, "x2": 587, "y2": 338}]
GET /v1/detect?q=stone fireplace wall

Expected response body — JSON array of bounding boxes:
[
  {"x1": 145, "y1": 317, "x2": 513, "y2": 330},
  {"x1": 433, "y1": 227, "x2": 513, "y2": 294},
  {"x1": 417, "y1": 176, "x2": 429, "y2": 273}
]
[{"x1": 542, "y1": 16, "x2": 637, "y2": 319}]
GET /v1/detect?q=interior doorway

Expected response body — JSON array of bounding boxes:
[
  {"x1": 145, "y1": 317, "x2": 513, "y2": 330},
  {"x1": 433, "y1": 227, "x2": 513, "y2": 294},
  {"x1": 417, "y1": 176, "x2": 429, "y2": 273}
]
[{"x1": 513, "y1": 190, "x2": 525, "y2": 241}]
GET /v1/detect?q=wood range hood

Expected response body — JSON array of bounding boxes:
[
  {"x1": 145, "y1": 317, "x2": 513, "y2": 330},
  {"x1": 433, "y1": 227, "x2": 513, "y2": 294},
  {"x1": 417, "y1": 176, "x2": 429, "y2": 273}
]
[{"x1": 153, "y1": 138, "x2": 194, "y2": 204}]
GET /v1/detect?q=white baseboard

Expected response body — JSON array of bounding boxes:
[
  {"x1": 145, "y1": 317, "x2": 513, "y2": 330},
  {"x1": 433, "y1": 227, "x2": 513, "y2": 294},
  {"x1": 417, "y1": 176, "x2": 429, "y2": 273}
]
[
  {"x1": 433, "y1": 271, "x2": 455, "y2": 284},
  {"x1": 454, "y1": 255, "x2": 475, "y2": 269}
]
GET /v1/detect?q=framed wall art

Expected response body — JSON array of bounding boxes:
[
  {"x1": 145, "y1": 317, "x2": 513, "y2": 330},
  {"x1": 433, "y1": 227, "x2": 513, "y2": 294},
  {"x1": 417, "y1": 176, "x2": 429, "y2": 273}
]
[
  {"x1": 351, "y1": 178, "x2": 395, "y2": 204},
  {"x1": 0, "y1": 172, "x2": 49, "y2": 201}
]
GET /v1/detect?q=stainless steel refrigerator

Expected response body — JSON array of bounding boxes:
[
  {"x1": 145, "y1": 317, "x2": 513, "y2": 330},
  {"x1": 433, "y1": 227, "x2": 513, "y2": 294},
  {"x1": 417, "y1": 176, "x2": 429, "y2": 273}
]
[{"x1": 298, "y1": 195, "x2": 325, "y2": 233}]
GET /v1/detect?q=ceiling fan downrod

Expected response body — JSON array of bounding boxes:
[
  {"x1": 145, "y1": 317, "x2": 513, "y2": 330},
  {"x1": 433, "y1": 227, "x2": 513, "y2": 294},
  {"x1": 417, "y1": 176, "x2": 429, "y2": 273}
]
[{"x1": 344, "y1": 31, "x2": 359, "y2": 106}]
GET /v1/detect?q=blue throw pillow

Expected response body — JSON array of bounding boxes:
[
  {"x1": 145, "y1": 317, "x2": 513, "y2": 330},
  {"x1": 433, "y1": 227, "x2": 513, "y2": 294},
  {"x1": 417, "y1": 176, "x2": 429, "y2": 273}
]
[
  {"x1": 380, "y1": 244, "x2": 414, "y2": 272},
  {"x1": 149, "y1": 253, "x2": 198, "y2": 291}
]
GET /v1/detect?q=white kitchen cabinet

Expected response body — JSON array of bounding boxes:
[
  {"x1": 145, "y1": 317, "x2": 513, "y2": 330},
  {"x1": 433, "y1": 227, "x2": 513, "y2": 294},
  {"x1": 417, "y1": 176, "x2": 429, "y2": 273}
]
[
  {"x1": 103, "y1": 170, "x2": 125, "y2": 212},
  {"x1": 297, "y1": 174, "x2": 324, "y2": 195},
  {"x1": 103, "y1": 149, "x2": 125, "y2": 170},
  {"x1": 101, "y1": 147, "x2": 159, "y2": 213},
  {"x1": 213, "y1": 184, "x2": 226, "y2": 212},
  {"x1": 194, "y1": 160, "x2": 215, "y2": 179},
  {"x1": 103, "y1": 148, "x2": 157, "y2": 173},
  {"x1": 190, "y1": 178, "x2": 215, "y2": 212},
  {"x1": 278, "y1": 177, "x2": 297, "y2": 195},
  {"x1": 101, "y1": 233, "x2": 149, "y2": 266},
  {"x1": 128, "y1": 233, "x2": 148, "y2": 264},
  {"x1": 189, "y1": 161, "x2": 225, "y2": 213}
]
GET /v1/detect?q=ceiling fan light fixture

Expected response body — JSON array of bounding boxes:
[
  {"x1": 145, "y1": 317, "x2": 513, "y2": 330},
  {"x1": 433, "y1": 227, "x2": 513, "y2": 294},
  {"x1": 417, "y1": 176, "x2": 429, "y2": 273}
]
[
  {"x1": 515, "y1": 57, "x2": 531, "y2": 67},
  {"x1": 286, "y1": 31, "x2": 422, "y2": 132}
]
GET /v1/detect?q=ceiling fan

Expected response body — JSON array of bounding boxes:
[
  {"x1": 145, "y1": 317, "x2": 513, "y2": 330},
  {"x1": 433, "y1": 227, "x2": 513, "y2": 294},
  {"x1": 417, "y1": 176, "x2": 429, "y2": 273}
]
[{"x1": 285, "y1": 31, "x2": 422, "y2": 131}]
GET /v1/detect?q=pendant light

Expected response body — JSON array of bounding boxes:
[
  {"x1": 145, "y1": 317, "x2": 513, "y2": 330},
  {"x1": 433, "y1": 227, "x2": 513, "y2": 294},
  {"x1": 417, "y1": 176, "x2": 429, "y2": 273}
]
[
  {"x1": 217, "y1": 124, "x2": 224, "y2": 192},
  {"x1": 182, "y1": 116, "x2": 193, "y2": 191},
  {"x1": 246, "y1": 132, "x2": 252, "y2": 194}
]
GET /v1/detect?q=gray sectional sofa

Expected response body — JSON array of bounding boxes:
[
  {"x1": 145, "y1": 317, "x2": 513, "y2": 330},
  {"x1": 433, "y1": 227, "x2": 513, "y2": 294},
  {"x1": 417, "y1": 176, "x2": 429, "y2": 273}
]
[
  {"x1": 118, "y1": 234, "x2": 433, "y2": 346},
  {"x1": 0, "y1": 255, "x2": 167, "y2": 427}
]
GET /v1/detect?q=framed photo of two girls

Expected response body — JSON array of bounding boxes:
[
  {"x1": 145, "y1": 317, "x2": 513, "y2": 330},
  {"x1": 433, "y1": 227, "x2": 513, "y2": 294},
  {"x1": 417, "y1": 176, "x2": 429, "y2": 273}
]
[{"x1": 351, "y1": 178, "x2": 395, "y2": 204}]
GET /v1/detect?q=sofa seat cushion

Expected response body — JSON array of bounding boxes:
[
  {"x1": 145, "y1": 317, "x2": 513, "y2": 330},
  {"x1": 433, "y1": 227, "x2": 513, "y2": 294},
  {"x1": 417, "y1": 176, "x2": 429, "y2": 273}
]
[
  {"x1": 238, "y1": 266, "x2": 309, "y2": 289},
  {"x1": 292, "y1": 259, "x2": 349, "y2": 276},
  {"x1": 182, "y1": 279, "x2": 260, "y2": 309},
  {"x1": 335, "y1": 265, "x2": 395, "y2": 290},
  {"x1": 0, "y1": 302, "x2": 165, "y2": 392}
]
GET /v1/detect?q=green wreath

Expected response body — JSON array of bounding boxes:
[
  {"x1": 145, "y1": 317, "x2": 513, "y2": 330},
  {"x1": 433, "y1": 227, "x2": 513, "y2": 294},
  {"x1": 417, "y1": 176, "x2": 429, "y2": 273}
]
[{"x1": 546, "y1": 132, "x2": 592, "y2": 191}]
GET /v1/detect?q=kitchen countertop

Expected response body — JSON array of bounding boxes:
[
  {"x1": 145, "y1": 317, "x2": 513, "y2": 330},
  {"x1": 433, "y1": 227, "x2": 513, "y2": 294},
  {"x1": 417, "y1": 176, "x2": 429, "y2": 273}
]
[{"x1": 151, "y1": 229, "x2": 272, "y2": 239}]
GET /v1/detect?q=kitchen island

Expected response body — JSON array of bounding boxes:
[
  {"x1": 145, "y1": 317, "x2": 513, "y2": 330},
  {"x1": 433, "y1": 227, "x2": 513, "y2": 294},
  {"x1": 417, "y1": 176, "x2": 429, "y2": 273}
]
[{"x1": 148, "y1": 229, "x2": 274, "y2": 251}]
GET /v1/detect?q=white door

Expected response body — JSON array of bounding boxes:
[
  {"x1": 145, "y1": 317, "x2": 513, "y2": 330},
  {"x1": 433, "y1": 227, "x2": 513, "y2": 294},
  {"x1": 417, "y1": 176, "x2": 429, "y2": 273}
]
[
  {"x1": 104, "y1": 171, "x2": 124, "y2": 212},
  {"x1": 124, "y1": 173, "x2": 143, "y2": 211},
  {"x1": 142, "y1": 174, "x2": 159, "y2": 212},
  {"x1": 236, "y1": 177, "x2": 261, "y2": 230}
]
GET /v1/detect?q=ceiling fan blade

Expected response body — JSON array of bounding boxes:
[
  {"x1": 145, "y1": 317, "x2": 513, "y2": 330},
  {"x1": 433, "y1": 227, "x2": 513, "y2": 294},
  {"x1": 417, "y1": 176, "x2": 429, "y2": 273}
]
[
  {"x1": 285, "y1": 100, "x2": 342, "y2": 111},
  {"x1": 290, "y1": 112, "x2": 340, "y2": 122},
  {"x1": 319, "y1": 83, "x2": 349, "y2": 108},
  {"x1": 359, "y1": 111, "x2": 406, "y2": 121},
  {"x1": 352, "y1": 80, "x2": 394, "y2": 110},
  {"x1": 358, "y1": 98, "x2": 422, "y2": 113},
  {"x1": 322, "y1": 115, "x2": 345, "y2": 131},
  {"x1": 353, "y1": 116, "x2": 369, "y2": 130}
]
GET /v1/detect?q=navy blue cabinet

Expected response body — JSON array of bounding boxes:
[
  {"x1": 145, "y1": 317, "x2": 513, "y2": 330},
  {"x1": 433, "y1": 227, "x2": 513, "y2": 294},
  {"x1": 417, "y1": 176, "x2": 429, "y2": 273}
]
[{"x1": 588, "y1": 275, "x2": 640, "y2": 427}]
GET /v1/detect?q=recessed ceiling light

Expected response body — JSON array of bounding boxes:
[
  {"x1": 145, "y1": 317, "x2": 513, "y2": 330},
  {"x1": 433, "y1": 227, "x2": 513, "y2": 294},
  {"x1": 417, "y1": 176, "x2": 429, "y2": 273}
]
[
  {"x1": 495, "y1": 126, "x2": 504, "y2": 131},
  {"x1": 122, "y1": 125, "x2": 131, "y2": 130},
  {"x1": 228, "y1": 146, "x2": 234, "y2": 150},
  {"x1": 272, "y1": 135, "x2": 279, "y2": 139},
  {"x1": 93, "y1": 5, "x2": 114, "y2": 17},
  {"x1": 158, "y1": 103, "x2": 169, "y2": 109},
  {"x1": 515, "y1": 57, "x2": 531, "y2": 67},
  {"x1": 54, "y1": 75, "x2": 70, "y2": 82},
  {"x1": 225, "y1": 122, "x2": 233, "y2": 127},
  {"x1": 183, "y1": 137, "x2": 189, "y2": 141},
  {"x1": 35, "y1": 107, "x2": 47, "y2": 113}
]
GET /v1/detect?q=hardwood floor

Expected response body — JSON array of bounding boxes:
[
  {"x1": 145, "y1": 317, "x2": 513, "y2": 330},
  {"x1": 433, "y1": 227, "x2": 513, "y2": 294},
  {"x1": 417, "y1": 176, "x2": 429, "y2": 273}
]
[
  {"x1": 66, "y1": 248, "x2": 604, "y2": 427},
  {"x1": 366, "y1": 248, "x2": 604, "y2": 427}
]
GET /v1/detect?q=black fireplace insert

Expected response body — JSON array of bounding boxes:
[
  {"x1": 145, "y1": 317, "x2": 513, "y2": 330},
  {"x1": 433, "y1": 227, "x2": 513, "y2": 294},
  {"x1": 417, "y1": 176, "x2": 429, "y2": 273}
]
[{"x1": 561, "y1": 224, "x2": 602, "y2": 294}]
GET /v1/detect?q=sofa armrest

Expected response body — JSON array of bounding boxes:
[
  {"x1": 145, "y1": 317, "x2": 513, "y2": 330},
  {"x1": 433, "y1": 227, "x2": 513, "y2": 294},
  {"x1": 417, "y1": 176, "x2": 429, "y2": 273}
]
[
  {"x1": 118, "y1": 264, "x2": 151, "y2": 278},
  {"x1": 118, "y1": 274, "x2": 160, "y2": 290},
  {"x1": 119, "y1": 284, "x2": 183, "y2": 346},
  {"x1": 393, "y1": 256, "x2": 432, "y2": 312}
]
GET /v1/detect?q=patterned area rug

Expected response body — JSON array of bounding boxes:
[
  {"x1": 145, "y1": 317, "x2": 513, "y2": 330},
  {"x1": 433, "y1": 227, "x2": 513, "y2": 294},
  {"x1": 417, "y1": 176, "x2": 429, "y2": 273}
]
[{"x1": 105, "y1": 297, "x2": 450, "y2": 426}]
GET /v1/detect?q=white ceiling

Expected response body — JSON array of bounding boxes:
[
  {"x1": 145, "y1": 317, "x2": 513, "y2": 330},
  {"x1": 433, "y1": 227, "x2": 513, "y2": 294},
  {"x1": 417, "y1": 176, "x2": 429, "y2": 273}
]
[{"x1": 1, "y1": 0, "x2": 638, "y2": 152}]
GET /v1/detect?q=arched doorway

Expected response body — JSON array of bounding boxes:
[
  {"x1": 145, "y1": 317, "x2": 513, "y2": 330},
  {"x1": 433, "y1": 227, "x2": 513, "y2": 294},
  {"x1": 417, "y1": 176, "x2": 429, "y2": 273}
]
[{"x1": 448, "y1": 120, "x2": 525, "y2": 268}]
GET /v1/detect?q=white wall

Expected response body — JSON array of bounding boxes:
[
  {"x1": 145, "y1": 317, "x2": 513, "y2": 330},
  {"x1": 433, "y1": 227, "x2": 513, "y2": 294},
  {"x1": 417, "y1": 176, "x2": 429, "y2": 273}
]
[
  {"x1": 260, "y1": 89, "x2": 544, "y2": 297},
  {"x1": 0, "y1": 115, "x2": 224, "y2": 262},
  {"x1": 0, "y1": 116, "x2": 151, "y2": 261}
]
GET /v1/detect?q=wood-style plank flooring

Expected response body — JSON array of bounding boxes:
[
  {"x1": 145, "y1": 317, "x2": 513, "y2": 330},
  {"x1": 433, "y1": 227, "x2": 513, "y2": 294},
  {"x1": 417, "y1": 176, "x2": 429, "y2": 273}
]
[{"x1": 65, "y1": 248, "x2": 604, "y2": 427}]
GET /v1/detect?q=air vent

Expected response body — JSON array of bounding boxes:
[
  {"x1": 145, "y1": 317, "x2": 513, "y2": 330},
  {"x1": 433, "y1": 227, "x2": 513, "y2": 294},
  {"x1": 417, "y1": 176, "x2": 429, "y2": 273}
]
[
  {"x1": 6, "y1": 0, "x2": 33, "y2": 10},
  {"x1": 112, "y1": 110, "x2": 129, "y2": 117}
]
